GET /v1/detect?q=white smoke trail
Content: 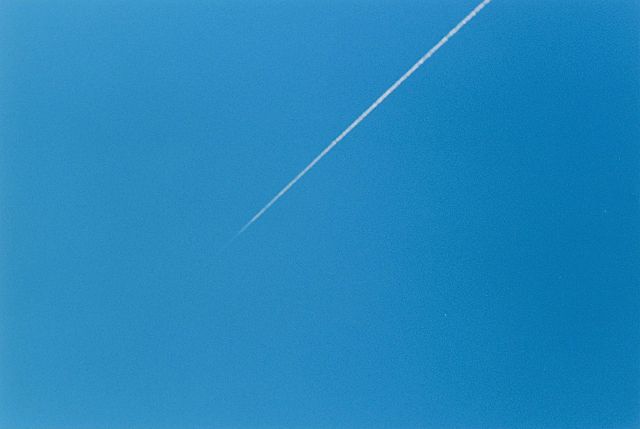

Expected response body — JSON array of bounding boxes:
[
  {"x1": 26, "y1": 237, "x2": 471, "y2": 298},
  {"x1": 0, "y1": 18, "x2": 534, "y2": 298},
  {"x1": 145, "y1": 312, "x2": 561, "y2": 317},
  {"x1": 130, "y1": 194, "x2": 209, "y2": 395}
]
[{"x1": 235, "y1": 0, "x2": 492, "y2": 239}]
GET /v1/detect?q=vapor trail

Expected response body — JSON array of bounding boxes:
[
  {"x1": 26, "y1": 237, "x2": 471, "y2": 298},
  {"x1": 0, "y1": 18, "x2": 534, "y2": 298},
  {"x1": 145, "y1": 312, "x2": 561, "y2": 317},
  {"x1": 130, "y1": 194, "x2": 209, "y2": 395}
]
[{"x1": 235, "y1": 0, "x2": 492, "y2": 239}]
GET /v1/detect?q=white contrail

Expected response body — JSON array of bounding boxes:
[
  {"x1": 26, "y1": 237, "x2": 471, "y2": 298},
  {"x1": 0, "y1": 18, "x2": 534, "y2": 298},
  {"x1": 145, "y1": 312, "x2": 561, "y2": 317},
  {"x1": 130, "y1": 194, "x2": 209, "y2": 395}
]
[{"x1": 235, "y1": 0, "x2": 492, "y2": 239}]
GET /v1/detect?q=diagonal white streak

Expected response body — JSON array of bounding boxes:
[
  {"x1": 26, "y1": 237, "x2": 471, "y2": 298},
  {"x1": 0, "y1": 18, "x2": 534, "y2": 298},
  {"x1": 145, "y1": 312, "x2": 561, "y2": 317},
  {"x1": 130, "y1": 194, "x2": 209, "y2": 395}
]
[{"x1": 235, "y1": 0, "x2": 492, "y2": 238}]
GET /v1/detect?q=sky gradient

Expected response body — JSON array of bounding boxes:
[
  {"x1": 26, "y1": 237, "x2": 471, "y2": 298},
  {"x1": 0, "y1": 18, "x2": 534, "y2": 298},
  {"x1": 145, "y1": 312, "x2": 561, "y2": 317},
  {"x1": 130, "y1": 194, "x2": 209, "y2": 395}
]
[{"x1": 1, "y1": 1, "x2": 639, "y2": 428}]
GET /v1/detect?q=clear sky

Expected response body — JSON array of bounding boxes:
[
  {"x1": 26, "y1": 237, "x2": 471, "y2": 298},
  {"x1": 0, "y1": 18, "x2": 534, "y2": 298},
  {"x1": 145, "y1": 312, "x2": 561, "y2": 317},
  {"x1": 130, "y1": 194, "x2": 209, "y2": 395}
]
[{"x1": 1, "y1": 1, "x2": 639, "y2": 428}]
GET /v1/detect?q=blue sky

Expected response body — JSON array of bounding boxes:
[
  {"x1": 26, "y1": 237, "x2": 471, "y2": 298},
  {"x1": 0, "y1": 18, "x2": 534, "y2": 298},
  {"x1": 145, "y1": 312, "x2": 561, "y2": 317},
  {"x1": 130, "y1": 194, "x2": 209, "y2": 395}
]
[{"x1": 1, "y1": 1, "x2": 639, "y2": 428}]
